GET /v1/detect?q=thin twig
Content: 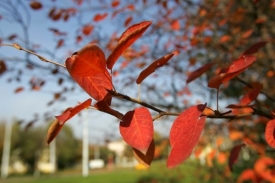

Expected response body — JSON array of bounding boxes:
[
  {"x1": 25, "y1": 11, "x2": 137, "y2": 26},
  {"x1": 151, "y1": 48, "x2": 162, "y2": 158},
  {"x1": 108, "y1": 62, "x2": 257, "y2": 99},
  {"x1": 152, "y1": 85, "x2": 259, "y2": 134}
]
[{"x1": 0, "y1": 43, "x2": 66, "y2": 68}]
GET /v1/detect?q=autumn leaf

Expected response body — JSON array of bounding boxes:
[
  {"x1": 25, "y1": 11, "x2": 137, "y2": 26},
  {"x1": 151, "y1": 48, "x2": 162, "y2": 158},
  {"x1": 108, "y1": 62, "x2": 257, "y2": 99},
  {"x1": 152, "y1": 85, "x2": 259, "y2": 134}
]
[
  {"x1": 65, "y1": 44, "x2": 107, "y2": 77},
  {"x1": 136, "y1": 53, "x2": 174, "y2": 84},
  {"x1": 208, "y1": 55, "x2": 257, "y2": 89},
  {"x1": 0, "y1": 60, "x2": 7, "y2": 75},
  {"x1": 14, "y1": 87, "x2": 24, "y2": 93},
  {"x1": 93, "y1": 13, "x2": 108, "y2": 22},
  {"x1": 120, "y1": 107, "x2": 153, "y2": 154},
  {"x1": 239, "y1": 87, "x2": 261, "y2": 105},
  {"x1": 46, "y1": 119, "x2": 63, "y2": 144},
  {"x1": 112, "y1": 0, "x2": 120, "y2": 7},
  {"x1": 167, "y1": 103, "x2": 207, "y2": 168},
  {"x1": 237, "y1": 169, "x2": 258, "y2": 183},
  {"x1": 240, "y1": 41, "x2": 267, "y2": 57},
  {"x1": 30, "y1": 1, "x2": 42, "y2": 10},
  {"x1": 82, "y1": 24, "x2": 94, "y2": 36},
  {"x1": 65, "y1": 44, "x2": 113, "y2": 101},
  {"x1": 228, "y1": 143, "x2": 246, "y2": 172},
  {"x1": 56, "y1": 39, "x2": 64, "y2": 49},
  {"x1": 55, "y1": 98, "x2": 92, "y2": 125},
  {"x1": 133, "y1": 140, "x2": 155, "y2": 167},
  {"x1": 265, "y1": 119, "x2": 275, "y2": 148},
  {"x1": 107, "y1": 21, "x2": 152, "y2": 70},
  {"x1": 186, "y1": 62, "x2": 215, "y2": 83},
  {"x1": 94, "y1": 98, "x2": 124, "y2": 120},
  {"x1": 254, "y1": 156, "x2": 275, "y2": 182}
]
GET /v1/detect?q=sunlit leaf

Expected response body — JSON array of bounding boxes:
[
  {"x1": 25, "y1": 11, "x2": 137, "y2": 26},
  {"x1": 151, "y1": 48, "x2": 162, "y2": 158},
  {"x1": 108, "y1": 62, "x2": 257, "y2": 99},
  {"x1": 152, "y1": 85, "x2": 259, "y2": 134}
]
[
  {"x1": 55, "y1": 98, "x2": 91, "y2": 124},
  {"x1": 237, "y1": 169, "x2": 258, "y2": 183},
  {"x1": 167, "y1": 103, "x2": 207, "y2": 168},
  {"x1": 228, "y1": 143, "x2": 246, "y2": 172},
  {"x1": 120, "y1": 107, "x2": 153, "y2": 154},
  {"x1": 239, "y1": 88, "x2": 261, "y2": 105},
  {"x1": 136, "y1": 53, "x2": 174, "y2": 84},
  {"x1": 265, "y1": 119, "x2": 275, "y2": 148},
  {"x1": 47, "y1": 119, "x2": 63, "y2": 144},
  {"x1": 107, "y1": 21, "x2": 152, "y2": 70},
  {"x1": 14, "y1": 87, "x2": 24, "y2": 93},
  {"x1": 186, "y1": 62, "x2": 215, "y2": 83}
]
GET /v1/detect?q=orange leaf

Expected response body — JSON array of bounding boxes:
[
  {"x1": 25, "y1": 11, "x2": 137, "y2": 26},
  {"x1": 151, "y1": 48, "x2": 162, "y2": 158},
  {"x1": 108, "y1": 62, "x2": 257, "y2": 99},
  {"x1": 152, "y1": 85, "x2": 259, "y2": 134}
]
[
  {"x1": 124, "y1": 16, "x2": 132, "y2": 27},
  {"x1": 46, "y1": 119, "x2": 63, "y2": 144},
  {"x1": 228, "y1": 143, "x2": 245, "y2": 172},
  {"x1": 167, "y1": 104, "x2": 207, "y2": 168},
  {"x1": 55, "y1": 98, "x2": 91, "y2": 124},
  {"x1": 136, "y1": 53, "x2": 174, "y2": 84},
  {"x1": 186, "y1": 62, "x2": 215, "y2": 83},
  {"x1": 265, "y1": 119, "x2": 275, "y2": 148},
  {"x1": 65, "y1": 44, "x2": 106, "y2": 77},
  {"x1": 133, "y1": 140, "x2": 155, "y2": 167},
  {"x1": 170, "y1": 20, "x2": 180, "y2": 31},
  {"x1": 14, "y1": 87, "x2": 24, "y2": 93},
  {"x1": 120, "y1": 107, "x2": 153, "y2": 154},
  {"x1": 93, "y1": 13, "x2": 108, "y2": 22},
  {"x1": 30, "y1": 1, "x2": 42, "y2": 10},
  {"x1": 237, "y1": 169, "x2": 258, "y2": 183},
  {"x1": 254, "y1": 156, "x2": 275, "y2": 182},
  {"x1": 107, "y1": 21, "x2": 152, "y2": 70}
]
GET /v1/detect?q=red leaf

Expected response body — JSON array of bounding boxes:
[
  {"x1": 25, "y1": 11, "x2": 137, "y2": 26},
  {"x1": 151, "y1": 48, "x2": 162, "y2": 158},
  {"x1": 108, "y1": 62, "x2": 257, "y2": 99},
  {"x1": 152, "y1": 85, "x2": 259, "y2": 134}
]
[
  {"x1": 186, "y1": 62, "x2": 215, "y2": 83},
  {"x1": 14, "y1": 87, "x2": 24, "y2": 93},
  {"x1": 82, "y1": 24, "x2": 94, "y2": 36},
  {"x1": 133, "y1": 140, "x2": 155, "y2": 167},
  {"x1": 107, "y1": 21, "x2": 152, "y2": 70},
  {"x1": 56, "y1": 39, "x2": 64, "y2": 49},
  {"x1": 136, "y1": 53, "x2": 174, "y2": 84},
  {"x1": 70, "y1": 70, "x2": 112, "y2": 101},
  {"x1": 240, "y1": 88, "x2": 261, "y2": 105},
  {"x1": 167, "y1": 103, "x2": 207, "y2": 168},
  {"x1": 124, "y1": 16, "x2": 132, "y2": 27},
  {"x1": 55, "y1": 98, "x2": 91, "y2": 125},
  {"x1": 120, "y1": 107, "x2": 153, "y2": 154},
  {"x1": 65, "y1": 44, "x2": 106, "y2": 77},
  {"x1": 93, "y1": 13, "x2": 108, "y2": 22},
  {"x1": 265, "y1": 119, "x2": 275, "y2": 148},
  {"x1": 208, "y1": 55, "x2": 257, "y2": 89},
  {"x1": 0, "y1": 60, "x2": 7, "y2": 75},
  {"x1": 170, "y1": 20, "x2": 180, "y2": 31},
  {"x1": 30, "y1": 1, "x2": 42, "y2": 10},
  {"x1": 240, "y1": 42, "x2": 267, "y2": 57},
  {"x1": 228, "y1": 143, "x2": 246, "y2": 172},
  {"x1": 112, "y1": 0, "x2": 120, "y2": 7},
  {"x1": 47, "y1": 119, "x2": 63, "y2": 144}
]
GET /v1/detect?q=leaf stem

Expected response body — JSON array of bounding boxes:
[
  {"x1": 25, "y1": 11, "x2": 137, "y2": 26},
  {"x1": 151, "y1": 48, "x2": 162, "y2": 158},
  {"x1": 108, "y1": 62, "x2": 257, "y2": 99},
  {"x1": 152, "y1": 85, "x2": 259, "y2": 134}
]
[{"x1": 0, "y1": 43, "x2": 66, "y2": 68}]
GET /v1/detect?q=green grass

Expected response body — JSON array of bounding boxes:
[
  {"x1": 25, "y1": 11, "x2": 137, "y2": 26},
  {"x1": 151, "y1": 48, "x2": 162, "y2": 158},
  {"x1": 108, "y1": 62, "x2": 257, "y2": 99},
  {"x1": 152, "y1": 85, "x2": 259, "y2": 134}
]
[{"x1": 1, "y1": 160, "x2": 230, "y2": 183}]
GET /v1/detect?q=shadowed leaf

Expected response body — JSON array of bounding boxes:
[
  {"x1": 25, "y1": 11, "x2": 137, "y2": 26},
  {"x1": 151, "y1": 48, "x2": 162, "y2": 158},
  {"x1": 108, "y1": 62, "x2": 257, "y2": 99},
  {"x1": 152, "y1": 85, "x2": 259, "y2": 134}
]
[
  {"x1": 240, "y1": 42, "x2": 267, "y2": 57},
  {"x1": 133, "y1": 140, "x2": 155, "y2": 167},
  {"x1": 187, "y1": 62, "x2": 215, "y2": 83},
  {"x1": 120, "y1": 107, "x2": 153, "y2": 154},
  {"x1": 107, "y1": 21, "x2": 152, "y2": 70},
  {"x1": 167, "y1": 103, "x2": 207, "y2": 168},
  {"x1": 136, "y1": 53, "x2": 174, "y2": 84},
  {"x1": 228, "y1": 143, "x2": 246, "y2": 172}
]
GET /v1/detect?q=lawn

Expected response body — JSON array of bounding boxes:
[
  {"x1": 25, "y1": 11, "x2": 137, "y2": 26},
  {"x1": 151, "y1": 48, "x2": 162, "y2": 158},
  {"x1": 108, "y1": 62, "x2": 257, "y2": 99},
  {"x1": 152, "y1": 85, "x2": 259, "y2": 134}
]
[{"x1": 1, "y1": 160, "x2": 229, "y2": 183}]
